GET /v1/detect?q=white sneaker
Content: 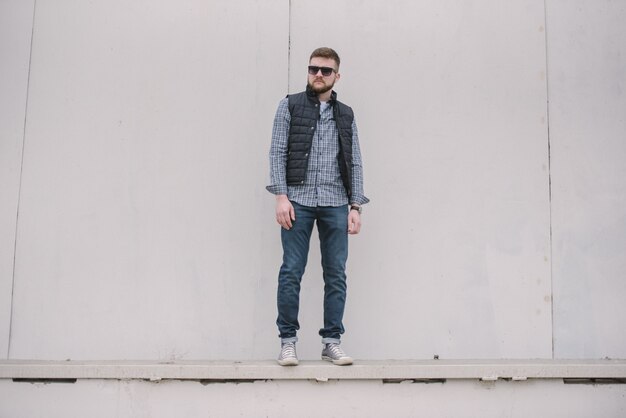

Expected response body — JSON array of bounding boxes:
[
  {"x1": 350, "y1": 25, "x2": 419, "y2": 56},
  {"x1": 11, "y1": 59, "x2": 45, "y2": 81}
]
[
  {"x1": 321, "y1": 343, "x2": 353, "y2": 366},
  {"x1": 278, "y1": 342, "x2": 299, "y2": 366}
]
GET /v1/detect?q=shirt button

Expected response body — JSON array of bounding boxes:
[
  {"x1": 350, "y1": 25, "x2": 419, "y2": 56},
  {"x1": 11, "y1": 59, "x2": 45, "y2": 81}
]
[{"x1": 310, "y1": 127, "x2": 314, "y2": 130}]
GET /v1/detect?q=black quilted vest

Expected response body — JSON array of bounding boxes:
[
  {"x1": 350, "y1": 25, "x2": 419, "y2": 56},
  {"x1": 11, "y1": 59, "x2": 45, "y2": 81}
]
[{"x1": 286, "y1": 86, "x2": 354, "y2": 199}]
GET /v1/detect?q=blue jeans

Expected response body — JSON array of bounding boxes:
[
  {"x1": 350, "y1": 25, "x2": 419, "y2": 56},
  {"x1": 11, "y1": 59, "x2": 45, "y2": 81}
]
[{"x1": 276, "y1": 202, "x2": 349, "y2": 344}]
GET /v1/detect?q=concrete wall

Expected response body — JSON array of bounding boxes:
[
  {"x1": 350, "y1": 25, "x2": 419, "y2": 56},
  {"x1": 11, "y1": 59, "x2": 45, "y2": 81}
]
[
  {"x1": 547, "y1": 0, "x2": 626, "y2": 359},
  {"x1": 290, "y1": 0, "x2": 553, "y2": 360},
  {"x1": 1, "y1": 378, "x2": 626, "y2": 418},
  {"x1": 0, "y1": 0, "x2": 36, "y2": 358},
  {"x1": 6, "y1": 0, "x2": 287, "y2": 361},
  {"x1": 0, "y1": 0, "x2": 624, "y2": 361}
]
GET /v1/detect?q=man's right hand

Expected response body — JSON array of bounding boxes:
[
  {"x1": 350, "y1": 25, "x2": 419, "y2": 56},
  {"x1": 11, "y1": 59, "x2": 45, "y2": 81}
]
[{"x1": 275, "y1": 195, "x2": 295, "y2": 230}]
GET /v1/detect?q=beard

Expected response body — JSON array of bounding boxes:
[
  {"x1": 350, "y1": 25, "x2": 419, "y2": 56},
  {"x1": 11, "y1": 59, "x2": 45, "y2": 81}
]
[{"x1": 307, "y1": 78, "x2": 334, "y2": 95}]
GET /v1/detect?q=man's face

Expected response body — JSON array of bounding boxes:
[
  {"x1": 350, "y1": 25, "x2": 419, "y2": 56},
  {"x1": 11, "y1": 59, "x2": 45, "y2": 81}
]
[{"x1": 307, "y1": 56, "x2": 340, "y2": 96}]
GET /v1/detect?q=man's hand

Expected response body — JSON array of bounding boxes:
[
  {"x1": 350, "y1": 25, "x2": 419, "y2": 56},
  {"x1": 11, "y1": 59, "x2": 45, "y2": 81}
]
[
  {"x1": 348, "y1": 209, "x2": 361, "y2": 235},
  {"x1": 275, "y1": 195, "x2": 295, "y2": 230}
]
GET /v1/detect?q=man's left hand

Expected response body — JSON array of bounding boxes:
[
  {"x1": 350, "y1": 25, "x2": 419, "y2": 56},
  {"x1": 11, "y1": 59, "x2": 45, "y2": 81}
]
[{"x1": 348, "y1": 210, "x2": 361, "y2": 235}]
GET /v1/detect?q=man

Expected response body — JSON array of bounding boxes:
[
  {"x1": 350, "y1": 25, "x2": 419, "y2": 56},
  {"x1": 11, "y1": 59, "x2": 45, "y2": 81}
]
[{"x1": 266, "y1": 47, "x2": 369, "y2": 366}]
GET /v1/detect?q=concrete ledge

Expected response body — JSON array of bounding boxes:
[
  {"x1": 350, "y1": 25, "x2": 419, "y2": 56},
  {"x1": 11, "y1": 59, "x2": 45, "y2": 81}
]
[{"x1": 1, "y1": 359, "x2": 625, "y2": 381}]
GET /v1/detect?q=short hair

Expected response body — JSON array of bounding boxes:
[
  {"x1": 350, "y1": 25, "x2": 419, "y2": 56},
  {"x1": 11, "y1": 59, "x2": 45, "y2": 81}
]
[{"x1": 309, "y1": 47, "x2": 340, "y2": 69}]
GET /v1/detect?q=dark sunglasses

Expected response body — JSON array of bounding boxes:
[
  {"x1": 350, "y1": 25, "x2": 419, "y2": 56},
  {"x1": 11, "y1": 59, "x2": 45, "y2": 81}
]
[{"x1": 308, "y1": 66, "x2": 336, "y2": 77}]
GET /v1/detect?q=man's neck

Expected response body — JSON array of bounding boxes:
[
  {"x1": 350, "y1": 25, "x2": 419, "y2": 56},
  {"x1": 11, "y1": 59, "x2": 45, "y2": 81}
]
[{"x1": 317, "y1": 90, "x2": 332, "y2": 102}]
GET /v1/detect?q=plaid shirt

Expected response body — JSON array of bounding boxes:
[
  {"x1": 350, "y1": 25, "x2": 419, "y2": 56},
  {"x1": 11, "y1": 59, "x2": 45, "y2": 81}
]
[{"x1": 267, "y1": 97, "x2": 369, "y2": 207}]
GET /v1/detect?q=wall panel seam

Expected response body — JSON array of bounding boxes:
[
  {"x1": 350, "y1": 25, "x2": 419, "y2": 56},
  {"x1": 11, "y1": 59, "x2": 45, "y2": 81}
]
[
  {"x1": 543, "y1": 0, "x2": 555, "y2": 360},
  {"x1": 287, "y1": 0, "x2": 292, "y2": 93},
  {"x1": 7, "y1": 0, "x2": 37, "y2": 360}
]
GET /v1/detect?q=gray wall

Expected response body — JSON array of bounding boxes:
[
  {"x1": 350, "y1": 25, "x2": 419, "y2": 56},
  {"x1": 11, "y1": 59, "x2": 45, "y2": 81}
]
[
  {"x1": 548, "y1": 0, "x2": 626, "y2": 358},
  {"x1": 0, "y1": 0, "x2": 36, "y2": 359},
  {"x1": 1, "y1": 0, "x2": 624, "y2": 361},
  {"x1": 2, "y1": 378, "x2": 626, "y2": 418}
]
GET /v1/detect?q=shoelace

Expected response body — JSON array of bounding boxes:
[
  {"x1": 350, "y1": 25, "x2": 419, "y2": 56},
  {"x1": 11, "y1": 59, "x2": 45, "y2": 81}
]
[
  {"x1": 326, "y1": 343, "x2": 347, "y2": 358},
  {"x1": 281, "y1": 343, "x2": 296, "y2": 358}
]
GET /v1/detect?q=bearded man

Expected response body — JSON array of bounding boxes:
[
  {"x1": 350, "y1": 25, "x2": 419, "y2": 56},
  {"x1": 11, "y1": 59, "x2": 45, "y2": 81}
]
[{"x1": 266, "y1": 47, "x2": 369, "y2": 366}]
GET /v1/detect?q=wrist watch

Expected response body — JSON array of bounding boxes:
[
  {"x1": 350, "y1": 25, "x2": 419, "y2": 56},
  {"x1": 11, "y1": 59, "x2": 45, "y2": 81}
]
[{"x1": 350, "y1": 205, "x2": 362, "y2": 214}]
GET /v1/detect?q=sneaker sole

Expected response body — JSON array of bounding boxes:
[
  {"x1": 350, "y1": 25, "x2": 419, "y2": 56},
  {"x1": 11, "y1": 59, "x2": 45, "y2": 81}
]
[
  {"x1": 322, "y1": 355, "x2": 353, "y2": 366},
  {"x1": 277, "y1": 358, "x2": 299, "y2": 366}
]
